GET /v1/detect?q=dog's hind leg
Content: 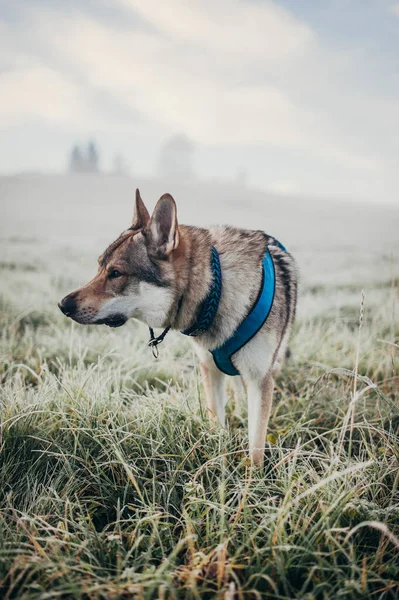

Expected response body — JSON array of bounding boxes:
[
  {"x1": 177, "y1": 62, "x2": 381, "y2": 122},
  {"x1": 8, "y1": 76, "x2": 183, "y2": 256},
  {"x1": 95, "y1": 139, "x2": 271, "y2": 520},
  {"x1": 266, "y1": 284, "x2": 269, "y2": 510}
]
[
  {"x1": 198, "y1": 355, "x2": 227, "y2": 425},
  {"x1": 245, "y1": 373, "x2": 274, "y2": 466}
]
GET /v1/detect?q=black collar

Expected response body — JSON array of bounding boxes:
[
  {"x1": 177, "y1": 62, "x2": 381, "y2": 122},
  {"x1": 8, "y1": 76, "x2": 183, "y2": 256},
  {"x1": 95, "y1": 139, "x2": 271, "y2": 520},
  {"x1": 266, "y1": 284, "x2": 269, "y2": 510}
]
[
  {"x1": 181, "y1": 246, "x2": 222, "y2": 337},
  {"x1": 148, "y1": 246, "x2": 222, "y2": 354}
]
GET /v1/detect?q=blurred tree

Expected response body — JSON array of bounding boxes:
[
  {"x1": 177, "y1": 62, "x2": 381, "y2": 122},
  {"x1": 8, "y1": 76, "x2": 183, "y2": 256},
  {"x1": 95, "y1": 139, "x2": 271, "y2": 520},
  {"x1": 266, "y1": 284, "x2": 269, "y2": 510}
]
[
  {"x1": 112, "y1": 153, "x2": 129, "y2": 175},
  {"x1": 158, "y1": 134, "x2": 195, "y2": 181},
  {"x1": 69, "y1": 145, "x2": 83, "y2": 173},
  {"x1": 68, "y1": 141, "x2": 100, "y2": 173},
  {"x1": 87, "y1": 141, "x2": 99, "y2": 172}
]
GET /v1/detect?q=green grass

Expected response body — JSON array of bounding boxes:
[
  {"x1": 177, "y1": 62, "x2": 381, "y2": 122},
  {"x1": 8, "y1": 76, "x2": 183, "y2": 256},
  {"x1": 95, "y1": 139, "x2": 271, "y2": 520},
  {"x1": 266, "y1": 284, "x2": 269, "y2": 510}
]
[{"x1": 0, "y1": 254, "x2": 398, "y2": 599}]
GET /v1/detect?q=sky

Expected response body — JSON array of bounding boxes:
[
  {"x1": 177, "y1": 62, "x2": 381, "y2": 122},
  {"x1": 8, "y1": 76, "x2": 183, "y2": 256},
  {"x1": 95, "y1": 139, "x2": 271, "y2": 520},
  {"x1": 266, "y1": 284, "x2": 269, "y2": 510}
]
[{"x1": 1, "y1": 0, "x2": 399, "y2": 204}]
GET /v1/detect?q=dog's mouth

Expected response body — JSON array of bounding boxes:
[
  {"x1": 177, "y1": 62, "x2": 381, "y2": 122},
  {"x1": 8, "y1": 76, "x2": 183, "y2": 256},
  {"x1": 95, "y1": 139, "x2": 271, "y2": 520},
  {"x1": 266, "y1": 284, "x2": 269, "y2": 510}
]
[
  {"x1": 61, "y1": 310, "x2": 128, "y2": 328},
  {"x1": 95, "y1": 314, "x2": 128, "y2": 328}
]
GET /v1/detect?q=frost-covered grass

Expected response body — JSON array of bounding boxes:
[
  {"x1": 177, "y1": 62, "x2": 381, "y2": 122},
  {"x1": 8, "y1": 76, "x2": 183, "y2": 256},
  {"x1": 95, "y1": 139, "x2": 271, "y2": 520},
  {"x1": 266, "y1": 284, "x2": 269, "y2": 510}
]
[{"x1": 0, "y1": 231, "x2": 398, "y2": 599}]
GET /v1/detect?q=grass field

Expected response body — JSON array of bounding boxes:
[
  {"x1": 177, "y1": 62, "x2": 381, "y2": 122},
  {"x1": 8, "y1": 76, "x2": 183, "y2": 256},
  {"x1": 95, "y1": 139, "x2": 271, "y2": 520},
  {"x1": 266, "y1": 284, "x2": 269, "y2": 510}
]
[{"x1": 0, "y1": 177, "x2": 398, "y2": 599}]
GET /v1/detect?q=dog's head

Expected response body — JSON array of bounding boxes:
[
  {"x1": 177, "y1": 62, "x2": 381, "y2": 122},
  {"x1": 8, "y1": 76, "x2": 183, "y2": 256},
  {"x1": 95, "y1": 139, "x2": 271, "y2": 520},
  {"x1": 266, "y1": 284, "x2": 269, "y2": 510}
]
[{"x1": 59, "y1": 190, "x2": 180, "y2": 328}]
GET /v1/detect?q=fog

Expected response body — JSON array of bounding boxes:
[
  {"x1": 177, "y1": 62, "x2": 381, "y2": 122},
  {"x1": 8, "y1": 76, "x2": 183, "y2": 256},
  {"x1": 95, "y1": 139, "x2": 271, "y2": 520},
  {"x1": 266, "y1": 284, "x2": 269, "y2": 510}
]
[
  {"x1": 2, "y1": 1, "x2": 399, "y2": 204},
  {"x1": 1, "y1": 174, "x2": 398, "y2": 294},
  {"x1": 1, "y1": 2, "x2": 398, "y2": 299},
  {"x1": 2, "y1": 173, "x2": 398, "y2": 245}
]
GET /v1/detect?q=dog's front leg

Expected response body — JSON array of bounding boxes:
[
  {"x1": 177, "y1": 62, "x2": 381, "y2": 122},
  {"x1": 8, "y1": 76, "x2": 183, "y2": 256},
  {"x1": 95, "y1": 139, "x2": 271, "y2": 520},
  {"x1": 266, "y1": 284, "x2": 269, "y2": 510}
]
[
  {"x1": 245, "y1": 373, "x2": 274, "y2": 466},
  {"x1": 196, "y1": 350, "x2": 227, "y2": 424}
]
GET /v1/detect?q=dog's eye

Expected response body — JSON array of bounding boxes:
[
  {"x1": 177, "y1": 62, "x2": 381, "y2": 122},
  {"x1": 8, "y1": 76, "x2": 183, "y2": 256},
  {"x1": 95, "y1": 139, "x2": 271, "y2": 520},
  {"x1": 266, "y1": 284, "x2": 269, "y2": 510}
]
[{"x1": 109, "y1": 269, "x2": 123, "y2": 279}]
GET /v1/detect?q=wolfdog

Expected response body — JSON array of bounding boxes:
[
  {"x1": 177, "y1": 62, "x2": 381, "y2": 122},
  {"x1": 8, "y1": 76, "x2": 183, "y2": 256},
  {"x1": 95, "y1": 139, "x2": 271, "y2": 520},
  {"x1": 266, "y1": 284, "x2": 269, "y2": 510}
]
[{"x1": 59, "y1": 190, "x2": 298, "y2": 465}]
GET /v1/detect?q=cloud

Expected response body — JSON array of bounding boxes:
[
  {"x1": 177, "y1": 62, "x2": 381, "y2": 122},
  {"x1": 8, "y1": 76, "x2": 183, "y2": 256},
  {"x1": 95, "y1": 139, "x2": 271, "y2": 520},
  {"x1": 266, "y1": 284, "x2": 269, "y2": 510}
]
[
  {"x1": 8, "y1": 2, "x2": 385, "y2": 171},
  {"x1": 39, "y1": 13, "x2": 315, "y2": 146},
  {"x1": 120, "y1": 0, "x2": 315, "y2": 63},
  {"x1": 0, "y1": 0, "x2": 398, "y2": 198},
  {"x1": 0, "y1": 65, "x2": 83, "y2": 127},
  {"x1": 390, "y1": 3, "x2": 399, "y2": 16}
]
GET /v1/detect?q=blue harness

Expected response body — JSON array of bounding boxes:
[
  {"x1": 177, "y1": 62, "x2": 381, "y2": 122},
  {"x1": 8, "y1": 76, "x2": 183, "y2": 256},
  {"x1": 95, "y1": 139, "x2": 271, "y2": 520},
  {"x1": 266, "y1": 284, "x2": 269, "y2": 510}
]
[{"x1": 181, "y1": 236, "x2": 286, "y2": 376}]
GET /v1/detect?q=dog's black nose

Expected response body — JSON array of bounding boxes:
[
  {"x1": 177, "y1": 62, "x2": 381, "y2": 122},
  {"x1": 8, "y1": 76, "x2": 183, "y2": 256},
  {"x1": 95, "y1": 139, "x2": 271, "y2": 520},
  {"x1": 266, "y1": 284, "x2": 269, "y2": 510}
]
[{"x1": 58, "y1": 294, "x2": 77, "y2": 317}]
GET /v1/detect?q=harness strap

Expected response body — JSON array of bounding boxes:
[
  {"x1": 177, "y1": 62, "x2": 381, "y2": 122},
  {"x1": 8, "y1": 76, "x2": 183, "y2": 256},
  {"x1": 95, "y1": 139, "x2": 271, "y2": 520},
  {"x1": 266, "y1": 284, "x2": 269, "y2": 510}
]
[
  {"x1": 211, "y1": 248, "x2": 276, "y2": 376},
  {"x1": 148, "y1": 235, "x2": 286, "y2": 372}
]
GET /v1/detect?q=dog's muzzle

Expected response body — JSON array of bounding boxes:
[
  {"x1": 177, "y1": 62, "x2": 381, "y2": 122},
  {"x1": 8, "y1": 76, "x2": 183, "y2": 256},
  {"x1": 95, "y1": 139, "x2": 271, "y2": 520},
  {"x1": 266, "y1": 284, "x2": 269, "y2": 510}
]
[
  {"x1": 59, "y1": 294, "x2": 127, "y2": 327},
  {"x1": 58, "y1": 293, "x2": 77, "y2": 317}
]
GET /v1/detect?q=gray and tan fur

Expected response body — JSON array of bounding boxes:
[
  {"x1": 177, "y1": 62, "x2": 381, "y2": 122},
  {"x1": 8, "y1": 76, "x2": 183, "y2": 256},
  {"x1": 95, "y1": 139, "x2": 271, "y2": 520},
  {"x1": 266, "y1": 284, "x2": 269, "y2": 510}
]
[{"x1": 59, "y1": 190, "x2": 298, "y2": 466}]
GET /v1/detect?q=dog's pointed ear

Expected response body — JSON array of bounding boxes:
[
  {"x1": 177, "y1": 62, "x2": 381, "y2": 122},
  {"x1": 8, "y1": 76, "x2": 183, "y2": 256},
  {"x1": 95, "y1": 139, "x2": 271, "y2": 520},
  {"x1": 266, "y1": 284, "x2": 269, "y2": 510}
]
[
  {"x1": 144, "y1": 193, "x2": 179, "y2": 258},
  {"x1": 132, "y1": 188, "x2": 150, "y2": 229}
]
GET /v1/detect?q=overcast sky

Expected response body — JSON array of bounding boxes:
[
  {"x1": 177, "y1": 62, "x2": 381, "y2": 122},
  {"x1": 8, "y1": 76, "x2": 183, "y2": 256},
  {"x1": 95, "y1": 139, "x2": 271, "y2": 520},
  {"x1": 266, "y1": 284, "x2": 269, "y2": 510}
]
[{"x1": 1, "y1": 0, "x2": 399, "y2": 204}]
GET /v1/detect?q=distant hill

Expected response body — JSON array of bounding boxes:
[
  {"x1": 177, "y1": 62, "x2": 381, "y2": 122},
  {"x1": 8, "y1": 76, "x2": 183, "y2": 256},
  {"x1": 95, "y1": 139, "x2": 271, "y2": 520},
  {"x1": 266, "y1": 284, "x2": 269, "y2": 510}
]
[{"x1": 0, "y1": 174, "x2": 398, "y2": 252}]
